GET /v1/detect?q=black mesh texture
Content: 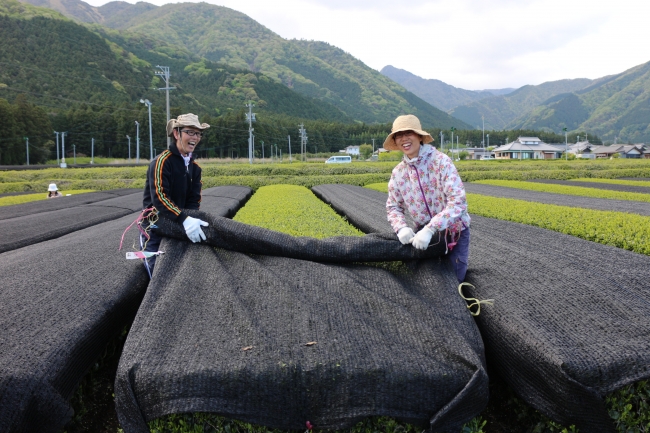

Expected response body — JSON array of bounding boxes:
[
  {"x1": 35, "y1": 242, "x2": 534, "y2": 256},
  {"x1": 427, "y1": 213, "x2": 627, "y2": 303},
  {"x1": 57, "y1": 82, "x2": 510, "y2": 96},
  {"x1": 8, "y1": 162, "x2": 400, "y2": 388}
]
[
  {"x1": 0, "y1": 192, "x2": 143, "y2": 254},
  {"x1": 0, "y1": 188, "x2": 138, "y2": 220},
  {"x1": 310, "y1": 184, "x2": 650, "y2": 433},
  {"x1": 528, "y1": 179, "x2": 650, "y2": 194},
  {"x1": 465, "y1": 183, "x2": 650, "y2": 215},
  {"x1": 115, "y1": 187, "x2": 488, "y2": 433},
  {"x1": 0, "y1": 215, "x2": 149, "y2": 433},
  {"x1": 0, "y1": 188, "x2": 252, "y2": 433}
]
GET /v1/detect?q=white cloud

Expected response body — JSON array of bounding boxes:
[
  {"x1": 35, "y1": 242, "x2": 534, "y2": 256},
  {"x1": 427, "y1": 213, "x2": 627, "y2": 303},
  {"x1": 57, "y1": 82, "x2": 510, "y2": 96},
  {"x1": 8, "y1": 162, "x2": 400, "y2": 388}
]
[{"x1": 87, "y1": 0, "x2": 650, "y2": 90}]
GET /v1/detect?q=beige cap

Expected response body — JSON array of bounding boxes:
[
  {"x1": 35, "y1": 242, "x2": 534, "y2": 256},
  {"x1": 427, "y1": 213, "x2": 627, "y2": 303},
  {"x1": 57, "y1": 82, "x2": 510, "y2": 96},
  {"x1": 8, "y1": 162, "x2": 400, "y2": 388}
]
[
  {"x1": 166, "y1": 113, "x2": 210, "y2": 137},
  {"x1": 383, "y1": 114, "x2": 434, "y2": 151}
]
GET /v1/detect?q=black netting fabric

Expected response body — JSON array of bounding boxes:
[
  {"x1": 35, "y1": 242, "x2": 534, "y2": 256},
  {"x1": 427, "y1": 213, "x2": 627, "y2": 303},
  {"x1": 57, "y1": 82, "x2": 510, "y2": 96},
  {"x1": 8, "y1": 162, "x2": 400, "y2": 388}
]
[
  {"x1": 115, "y1": 188, "x2": 488, "y2": 432},
  {"x1": 0, "y1": 192, "x2": 143, "y2": 254},
  {"x1": 199, "y1": 186, "x2": 253, "y2": 218},
  {"x1": 313, "y1": 185, "x2": 650, "y2": 433},
  {"x1": 529, "y1": 179, "x2": 650, "y2": 194},
  {"x1": 0, "y1": 215, "x2": 149, "y2": 433},
  {"x1": 0, "y1": 188, "x2": 138, "y2": 220},
  {"x1": 465, "y1": 183, "x2": 650, "y2": 216}
]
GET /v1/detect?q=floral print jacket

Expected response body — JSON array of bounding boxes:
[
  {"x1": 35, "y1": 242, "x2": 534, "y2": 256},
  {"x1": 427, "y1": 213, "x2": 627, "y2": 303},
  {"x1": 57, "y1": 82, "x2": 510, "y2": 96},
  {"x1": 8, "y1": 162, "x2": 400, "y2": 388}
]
[{"x1": 387, "y1": 144, "x2": 470, "y2": 237}]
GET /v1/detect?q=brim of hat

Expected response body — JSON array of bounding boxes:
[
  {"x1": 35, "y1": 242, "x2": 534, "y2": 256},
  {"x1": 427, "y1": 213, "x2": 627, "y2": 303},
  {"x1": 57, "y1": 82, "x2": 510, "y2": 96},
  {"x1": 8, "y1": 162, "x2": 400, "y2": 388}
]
[
  {"x1": 383, "y1": 128, "x2": 434, "y2": 151},
  {"x1": 167, "y1": 121, "x2": 210, "y2": 137}
]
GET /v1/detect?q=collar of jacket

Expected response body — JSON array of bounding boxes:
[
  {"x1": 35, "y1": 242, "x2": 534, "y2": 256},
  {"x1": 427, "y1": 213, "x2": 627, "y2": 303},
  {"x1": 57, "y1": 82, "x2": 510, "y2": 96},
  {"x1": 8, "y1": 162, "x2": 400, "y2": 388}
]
[
  {"x1": 168, "y1": 142, "x2": 194, "y2": 161},
  {"x1": 404, "y1": 144, "x2": 434, "y2": 166}
]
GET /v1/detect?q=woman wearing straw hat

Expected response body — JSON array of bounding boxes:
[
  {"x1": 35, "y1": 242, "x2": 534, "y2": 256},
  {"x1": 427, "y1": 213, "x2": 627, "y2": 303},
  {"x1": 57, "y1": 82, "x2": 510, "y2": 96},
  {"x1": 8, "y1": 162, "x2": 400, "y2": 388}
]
[{"x1": 384, "y1": 114, "x2": 471, "y2": 282}]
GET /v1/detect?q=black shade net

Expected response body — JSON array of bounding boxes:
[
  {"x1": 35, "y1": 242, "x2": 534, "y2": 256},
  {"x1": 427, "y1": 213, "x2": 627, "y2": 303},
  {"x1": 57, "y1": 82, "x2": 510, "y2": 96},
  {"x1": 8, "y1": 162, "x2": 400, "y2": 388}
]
[
  {"x1": 0, "y1": 192, "x2": 143, "y2": 254},
  {"x1": 465, "y1": 183, "x2": 650, "y2": 216},
  {"x1": 0, "y1": 186, "x2": 253, "y2": 433},
  {"x1": 115, "y1": 186, "x2": 489, "y2": 432},
  {"x1": 0, "y1": 215, "x2": 149, "y2": 433},
  {"x1": 529, "y1": 179, "x2": 650, "y2": 194},
  {"x1": 313, "y1": 184, "x2": 650, "y2": 433},
  {"x1": 0, "y1": 188, "x2": 138, "y2": 220}
]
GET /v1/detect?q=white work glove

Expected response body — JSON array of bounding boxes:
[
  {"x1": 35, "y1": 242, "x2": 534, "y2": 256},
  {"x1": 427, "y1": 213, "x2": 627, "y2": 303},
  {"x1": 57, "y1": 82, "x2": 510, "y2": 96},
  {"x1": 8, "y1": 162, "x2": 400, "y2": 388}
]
[
  {"x1": 397, "y1": 227, "x2": 415, "y2": 245},
  {"x1": 182, "y1": 216, "x2": 209, "y2": 243},
  {"x1": 412, "y1": 226, "x2": 434, "y2": 250}
]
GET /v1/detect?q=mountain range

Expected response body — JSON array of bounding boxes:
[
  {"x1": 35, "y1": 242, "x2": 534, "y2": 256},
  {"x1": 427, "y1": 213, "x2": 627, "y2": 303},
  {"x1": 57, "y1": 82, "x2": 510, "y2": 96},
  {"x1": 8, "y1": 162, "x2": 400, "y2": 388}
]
[
  {"x1": 10, "y1": 0, "x2": 471, "y2": 129},
  {"x1": 383, "y1": 64, "x2": 650, "y2": 143}
]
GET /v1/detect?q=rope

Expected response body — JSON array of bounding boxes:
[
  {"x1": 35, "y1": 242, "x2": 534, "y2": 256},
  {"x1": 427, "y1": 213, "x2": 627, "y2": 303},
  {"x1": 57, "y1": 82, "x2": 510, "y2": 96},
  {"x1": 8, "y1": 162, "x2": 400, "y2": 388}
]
[
  {"x1": 119, "y1": 207, "x2": 158, "y2": 251},
  {"x1": 458, "y1": 282, "x2": 494, "y2": 317}
]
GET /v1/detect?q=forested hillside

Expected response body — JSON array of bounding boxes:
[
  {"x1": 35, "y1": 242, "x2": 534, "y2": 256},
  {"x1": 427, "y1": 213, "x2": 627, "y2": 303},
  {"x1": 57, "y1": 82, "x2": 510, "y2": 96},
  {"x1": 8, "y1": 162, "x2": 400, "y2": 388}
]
[
  {"x1": 510, "y1": 61, "x2": 650, "y2": 143},
  {"x1": 17, "y1": 0, "x2": 472, "y2": 128},
  {"x1": 380, "y1": 65, "x2": 502, "y2": 111},
  {"x1": 449, "y1": 78, "x2": 594, "y2": 130}
]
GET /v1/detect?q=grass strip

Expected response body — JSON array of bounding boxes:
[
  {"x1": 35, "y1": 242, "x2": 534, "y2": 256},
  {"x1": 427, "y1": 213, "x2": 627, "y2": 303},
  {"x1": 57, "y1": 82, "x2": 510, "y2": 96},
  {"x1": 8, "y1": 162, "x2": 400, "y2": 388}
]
[
  {"x1": 467, "y1": 193, "x2": 650, "y2": 256},
  {"x1": 233, "y1": 184, "x2": 363, "y2": 238},
  {"x1": 0, "y1": 190, "x2": 95, "y2": 206},
  {"x1": 474, "y1": 179, "x2": 650, "y2": 202}
]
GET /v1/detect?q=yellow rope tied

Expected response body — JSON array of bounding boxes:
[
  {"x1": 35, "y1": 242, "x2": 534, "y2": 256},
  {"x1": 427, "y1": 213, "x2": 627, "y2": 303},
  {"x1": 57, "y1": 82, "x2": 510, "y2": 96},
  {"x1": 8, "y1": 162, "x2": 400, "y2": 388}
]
[{"x1": 458, "y1": 282, "x2": 494, "y2": 317}]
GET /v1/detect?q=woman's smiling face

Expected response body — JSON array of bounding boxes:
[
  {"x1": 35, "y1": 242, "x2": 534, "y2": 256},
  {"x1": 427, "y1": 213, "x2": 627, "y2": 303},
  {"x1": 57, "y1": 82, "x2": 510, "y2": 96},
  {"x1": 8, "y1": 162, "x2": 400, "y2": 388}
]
[{"x1": 394, "y1": 130, "x2": 422, "y2": 159}]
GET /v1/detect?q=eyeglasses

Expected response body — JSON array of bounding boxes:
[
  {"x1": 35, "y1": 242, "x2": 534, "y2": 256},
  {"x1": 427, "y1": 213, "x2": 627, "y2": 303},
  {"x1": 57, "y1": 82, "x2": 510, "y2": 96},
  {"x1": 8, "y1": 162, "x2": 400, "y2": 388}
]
[
  {"x1": 394, "y1": 130, "x2": 417, "y2": 140},
  {"x1": 181, "y1": 129, "x2": 203, "y2": 138}
]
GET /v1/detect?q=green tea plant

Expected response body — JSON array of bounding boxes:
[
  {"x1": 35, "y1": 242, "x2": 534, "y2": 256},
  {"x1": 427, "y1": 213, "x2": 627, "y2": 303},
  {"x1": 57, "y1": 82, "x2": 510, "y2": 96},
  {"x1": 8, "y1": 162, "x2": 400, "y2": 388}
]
[
  {"x1": 467, "y1": 193, "x2": 650, "y2": 255},
  {"x1": 0, "y1": 190, "x2": 95, "y2": 206},
  {"x1": 233, "y1": 184, "x2": 363, "y2": 238},
  {"x1": 571, "y1": 178, "x2": 650, "y2": 187},
  {"x1": 474, "y1": 180, "x2": 650, "y2": 203}
]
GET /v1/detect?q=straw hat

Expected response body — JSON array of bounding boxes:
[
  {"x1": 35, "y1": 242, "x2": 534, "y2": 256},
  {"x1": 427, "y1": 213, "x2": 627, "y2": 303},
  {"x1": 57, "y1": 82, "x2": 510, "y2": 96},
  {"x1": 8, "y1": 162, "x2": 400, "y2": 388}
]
[
  {"x1": 166, "y1": 113, "x2": 210, "y2": 137},
  {"x1": 383, "y1": 114, "x2": 434, "y2": 151},
  {"x1": 48, "y1": 183, "x2": 58, "y2": 192}
]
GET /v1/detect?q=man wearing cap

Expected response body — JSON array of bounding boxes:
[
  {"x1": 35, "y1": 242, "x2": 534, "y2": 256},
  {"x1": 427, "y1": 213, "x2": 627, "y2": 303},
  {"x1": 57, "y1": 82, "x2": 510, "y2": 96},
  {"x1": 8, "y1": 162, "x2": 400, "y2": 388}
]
[
  {"x1": 384, "y1": 114, "x2": 471, "y2": 283},
  {"x1": 140, "y1": 113, "x2": 210, "y2": 277}
]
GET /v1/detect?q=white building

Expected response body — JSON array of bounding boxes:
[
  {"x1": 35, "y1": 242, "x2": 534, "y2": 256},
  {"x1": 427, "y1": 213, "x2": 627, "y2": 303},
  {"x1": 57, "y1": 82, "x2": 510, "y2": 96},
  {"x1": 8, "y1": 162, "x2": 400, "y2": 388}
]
[{"x1": 493, "y1": 137, "x2": 563, "y2": 159}]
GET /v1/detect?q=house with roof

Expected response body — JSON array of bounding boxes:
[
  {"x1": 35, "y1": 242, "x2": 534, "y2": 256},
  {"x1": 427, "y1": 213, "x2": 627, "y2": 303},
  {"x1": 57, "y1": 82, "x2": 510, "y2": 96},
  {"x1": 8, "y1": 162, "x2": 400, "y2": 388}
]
[
  {"x1": 589, "y1": 144, "x2": 648, "y2": 159},
  {"x1": 493, "y1": 137, "x2": 563, "y2": 160},
  {"x1": 341, "y1": 145, "x2": 360, "y2": 155}
]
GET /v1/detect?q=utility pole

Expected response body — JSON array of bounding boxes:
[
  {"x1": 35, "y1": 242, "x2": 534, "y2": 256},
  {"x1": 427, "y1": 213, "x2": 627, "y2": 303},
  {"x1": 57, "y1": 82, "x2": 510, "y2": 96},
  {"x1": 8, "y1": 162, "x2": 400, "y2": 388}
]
[
  {"x1": 371, "y1": 138, "x2": 375, "y2": 154},
  {"x1": 450, "y1": 127, "x2": 455, "y2": 159},
  {"x1": 261, "y1": 140, "x2": 264, "y2": 162},
  {"x1": 135, "y1": 121, "x2": 140, "y2": 164},
  {"x1": 487, "y1": 134, "x2": 489, "y2": 149},
  {"x1": 54, "y1": 131, "x2": 60, "y2": 166},
  {"x1": 563, "y1": 127, "x2": 568, "y2": 160},
  {"x1": 482, "y1": 116, "x2": 485, "y2": 148},
  {"x1": 24, "y1": 137, "x2": 29, "y2": 166},
  {"x1": 60, "y1": 132, "x2": 67, "y2": 168},
  {"x1": 298, "y1": 124, "x2": 307, "y2": 162},
  {"x1": 91, "y1": 138, "x2": 95, "y2": 164},
  {"x1": 245, "y1": 101, "x2": 256, "y2": 164},
  {"x1": 73, "y1": 144, "x2": 76, "y2": 165},
  {"x1": 140, "y1": 99, "x2": 153, "y2": 160},
  {"x1": 155, "y1": 65, "x2": 175, "y2": 149},
  {"x1": 288, "y1": 135, "x2": 292, "y2": 162},
  {"x1": 126, "y1": 135, "x2": 131, "y2": 161}
]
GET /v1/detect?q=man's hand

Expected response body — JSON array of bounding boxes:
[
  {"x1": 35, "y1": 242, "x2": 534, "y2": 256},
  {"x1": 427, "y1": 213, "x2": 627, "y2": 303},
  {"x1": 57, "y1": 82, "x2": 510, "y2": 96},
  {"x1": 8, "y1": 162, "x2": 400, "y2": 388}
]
[
  {"x1": 397, "y1": 227, "x2": 415, "y2": 245},
  {"x1": 412, "y1": 226, "x2": 434, "y2": 250},
  {"x1": 183, "y1": 216, "x2": 209, "y2": 243}
]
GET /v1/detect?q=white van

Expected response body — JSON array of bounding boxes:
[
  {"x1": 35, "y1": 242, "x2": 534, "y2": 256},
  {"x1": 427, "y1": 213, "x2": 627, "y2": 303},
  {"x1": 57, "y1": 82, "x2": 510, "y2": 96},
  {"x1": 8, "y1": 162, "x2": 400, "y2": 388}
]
[{"x1": 325, "y1": 155, "x2": 352, "y2": 164}]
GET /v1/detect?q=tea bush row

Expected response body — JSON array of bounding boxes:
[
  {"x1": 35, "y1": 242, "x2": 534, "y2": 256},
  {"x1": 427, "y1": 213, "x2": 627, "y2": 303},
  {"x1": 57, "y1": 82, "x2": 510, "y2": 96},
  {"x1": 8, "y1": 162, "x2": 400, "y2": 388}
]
[
  {"x1": 572, "y1": 178, "x2": 650, "y2": 187},
  {"x1": 466, "y1": 193, "x2": 650, "y2": 255},
  {"x1": 233, "y1": 184, "x2": 362, "y2": 238},
  {"x1": 474, "y1": 180, "x2": 650, "y2": 202}
]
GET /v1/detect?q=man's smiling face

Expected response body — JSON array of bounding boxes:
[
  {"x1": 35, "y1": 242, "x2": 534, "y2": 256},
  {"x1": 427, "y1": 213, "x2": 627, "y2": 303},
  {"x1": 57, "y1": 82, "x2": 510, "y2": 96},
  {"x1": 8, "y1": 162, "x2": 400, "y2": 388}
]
[{"x1": 174, "y1": 127, "x2": 202, "y2": 156}]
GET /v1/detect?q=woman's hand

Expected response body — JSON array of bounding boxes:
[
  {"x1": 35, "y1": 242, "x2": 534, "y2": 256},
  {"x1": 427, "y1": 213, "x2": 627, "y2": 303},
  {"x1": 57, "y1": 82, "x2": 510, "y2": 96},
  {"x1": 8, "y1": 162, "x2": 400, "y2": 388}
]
[
  {"x1": 412, "y1": 226, "x2": 434, "y2": 250},
  {"x1": 397, "y1": 227, "x2": 416, "y2": 245}
]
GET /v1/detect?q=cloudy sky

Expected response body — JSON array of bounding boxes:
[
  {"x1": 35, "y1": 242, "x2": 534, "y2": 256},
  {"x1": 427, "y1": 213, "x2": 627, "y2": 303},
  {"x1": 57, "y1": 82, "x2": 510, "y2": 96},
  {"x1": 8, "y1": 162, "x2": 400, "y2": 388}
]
[{"x1": 87, "y1": 0, "x2": 649, "y2": 91}]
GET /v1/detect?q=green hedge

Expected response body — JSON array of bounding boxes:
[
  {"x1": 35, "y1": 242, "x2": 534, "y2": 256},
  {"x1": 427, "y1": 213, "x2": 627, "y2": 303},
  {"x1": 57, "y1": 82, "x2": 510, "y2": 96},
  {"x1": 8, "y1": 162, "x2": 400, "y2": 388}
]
[
  {"x1": 233, "y1": 184, "x2": 362, "y2": 238},
  {"x1": 474, "y1": 180, "x2": 650, "y2": 202}
]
